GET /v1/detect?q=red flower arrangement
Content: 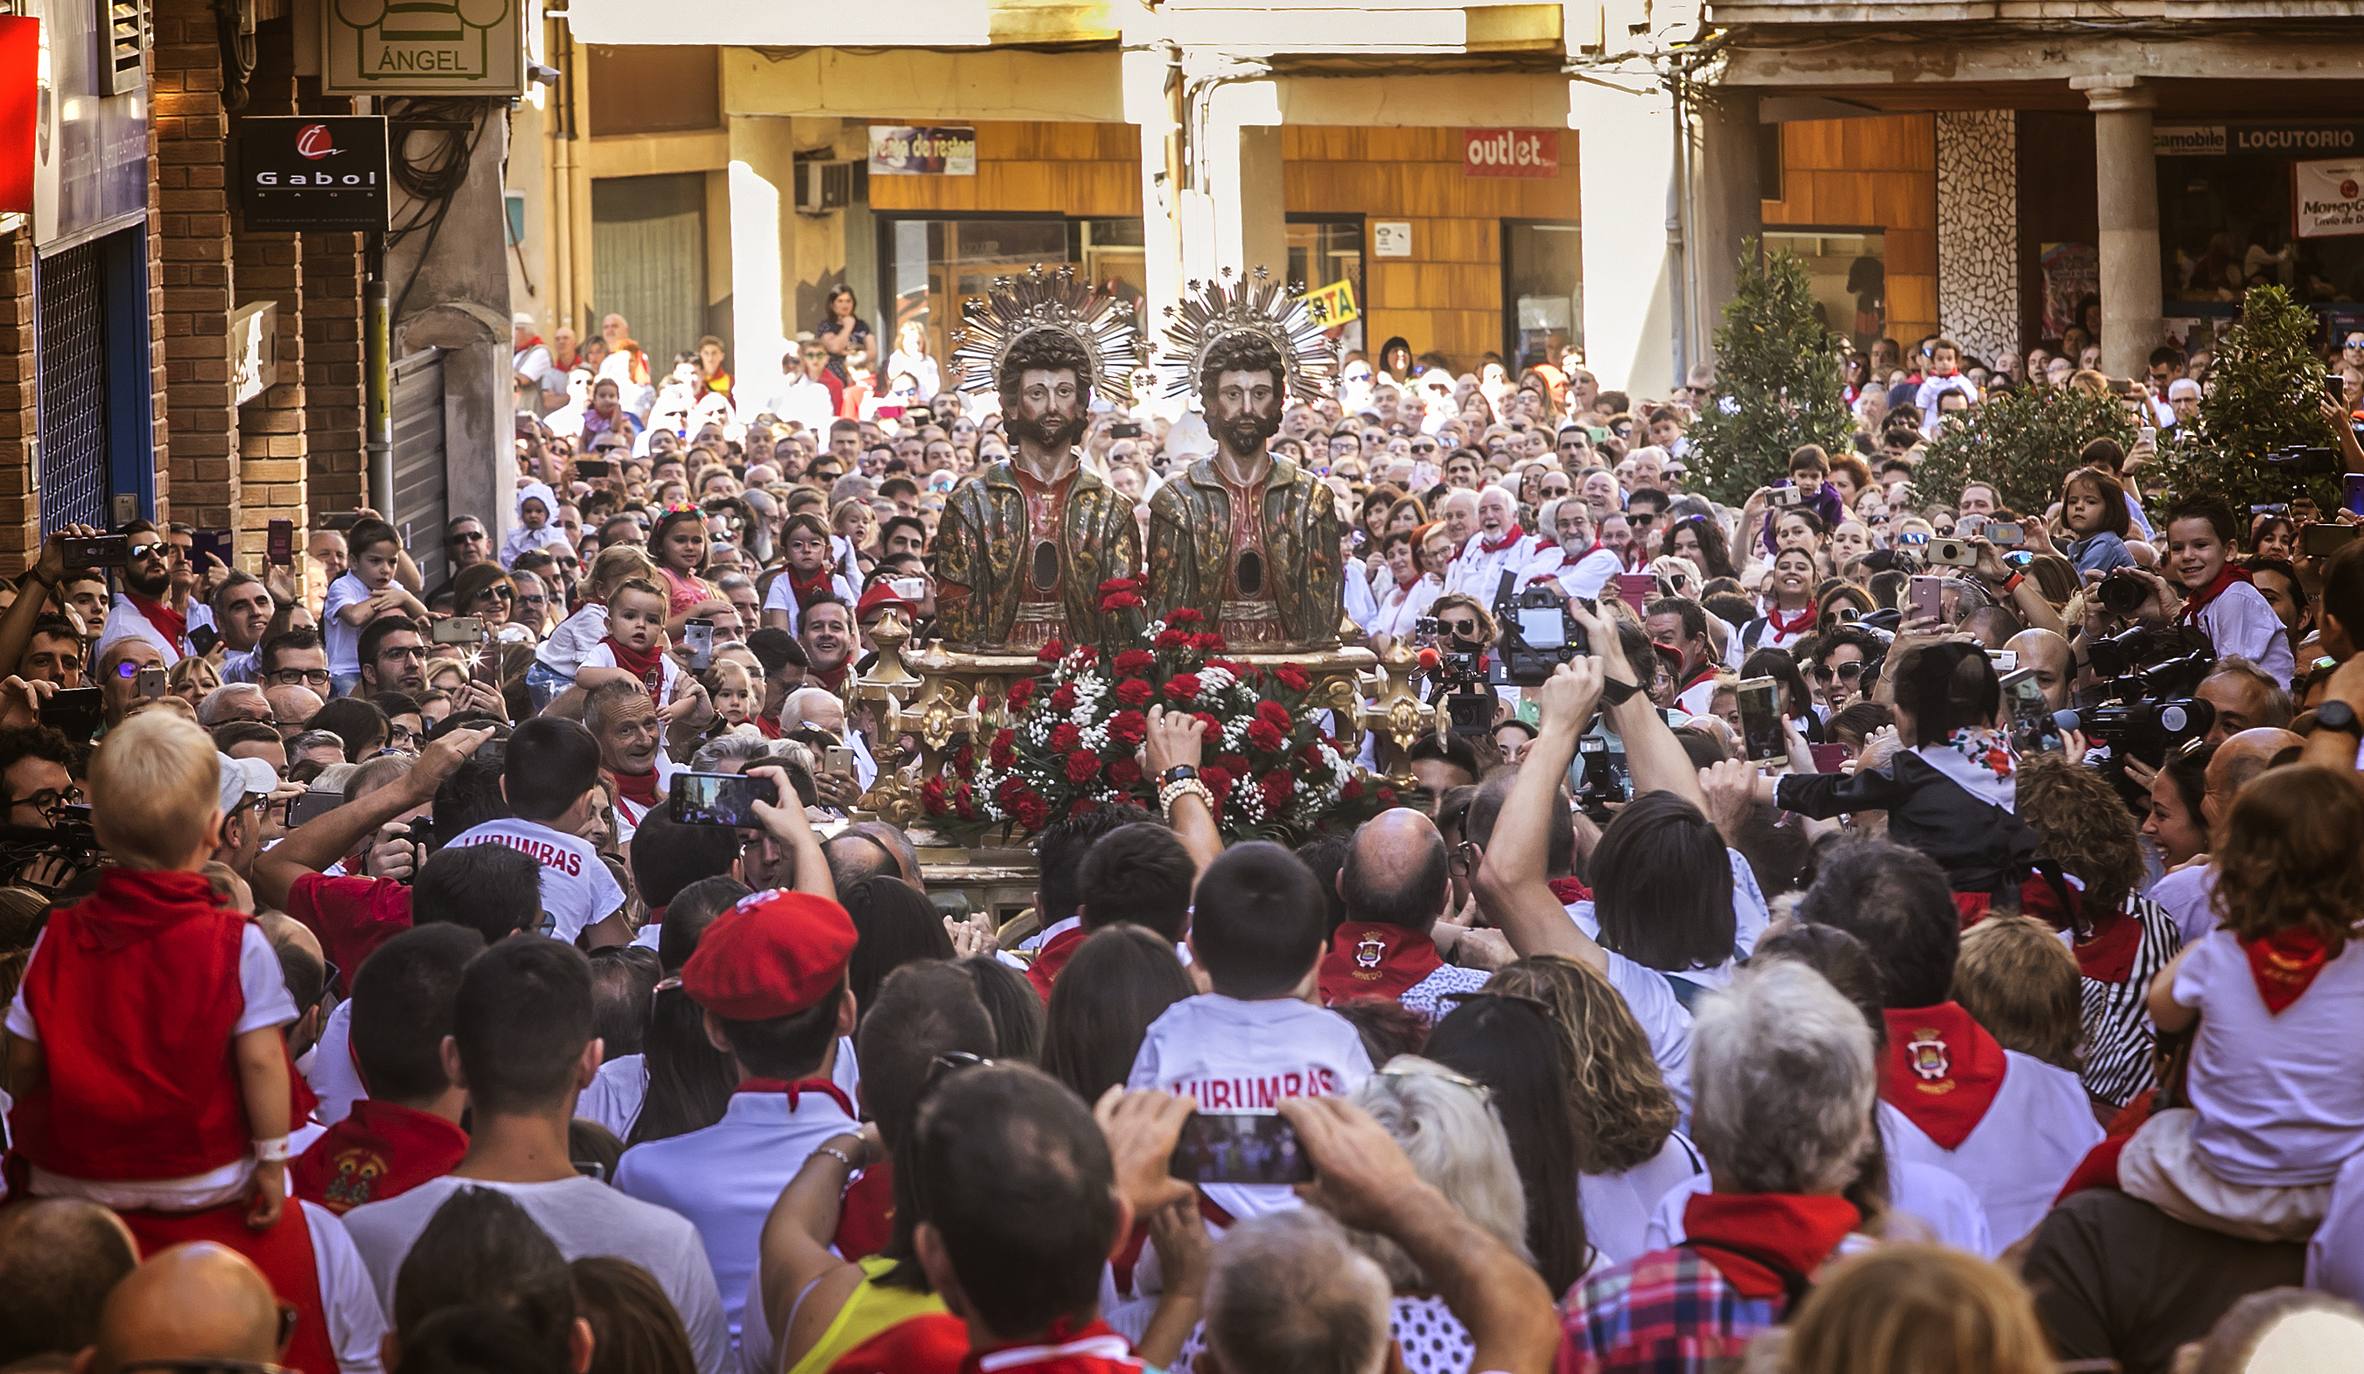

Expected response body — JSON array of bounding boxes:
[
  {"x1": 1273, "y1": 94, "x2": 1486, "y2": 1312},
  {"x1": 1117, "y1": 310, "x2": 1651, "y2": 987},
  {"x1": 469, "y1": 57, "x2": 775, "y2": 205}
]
[{"x1": 921, "y1": 579, "x2": 1389, "y2": 839}]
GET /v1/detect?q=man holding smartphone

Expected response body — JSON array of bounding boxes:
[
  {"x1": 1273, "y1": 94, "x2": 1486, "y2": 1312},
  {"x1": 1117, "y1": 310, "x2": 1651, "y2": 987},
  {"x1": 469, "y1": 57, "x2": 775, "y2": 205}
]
[{"x1": 95, "y1": 521, "x2": 197, "y2": 665}]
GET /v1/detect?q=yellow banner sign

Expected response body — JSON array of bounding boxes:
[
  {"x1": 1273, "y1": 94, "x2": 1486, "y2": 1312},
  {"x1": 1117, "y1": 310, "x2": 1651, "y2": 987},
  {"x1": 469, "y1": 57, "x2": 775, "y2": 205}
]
[{"x1": 1305, "y1": 279, "x2": 1360, "y2": 328}]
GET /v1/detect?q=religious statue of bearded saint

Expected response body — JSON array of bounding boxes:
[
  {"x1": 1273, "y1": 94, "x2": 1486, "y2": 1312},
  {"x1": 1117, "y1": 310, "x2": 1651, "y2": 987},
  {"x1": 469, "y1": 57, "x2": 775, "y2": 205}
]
[
  {"x1": 1146, "y1": 329, "x2": 1343, "y2": 649},
  {"x1": 931, "y1": 325, "x2": 1143, "y2": 654}
]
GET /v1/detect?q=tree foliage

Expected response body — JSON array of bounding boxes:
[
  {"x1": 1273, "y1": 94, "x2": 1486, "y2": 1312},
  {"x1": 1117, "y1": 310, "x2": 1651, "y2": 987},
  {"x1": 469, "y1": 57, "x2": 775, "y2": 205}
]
[
  {"x1": 1685, "y1": 241, "x2": 1854, "y2": 506},
  {"x1": 2148, "y1": 284, "x2": 2344, "y2": 514},
  {"x1": 1915, "y1": 384, "x2": 2136, "y2": 515}
]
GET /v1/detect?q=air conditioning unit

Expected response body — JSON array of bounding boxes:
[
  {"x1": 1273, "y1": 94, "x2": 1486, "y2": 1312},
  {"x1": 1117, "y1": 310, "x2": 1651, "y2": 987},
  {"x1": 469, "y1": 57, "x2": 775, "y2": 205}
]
[{"x1": 794, "y1": 159, "x2": 864, "y2": 216}]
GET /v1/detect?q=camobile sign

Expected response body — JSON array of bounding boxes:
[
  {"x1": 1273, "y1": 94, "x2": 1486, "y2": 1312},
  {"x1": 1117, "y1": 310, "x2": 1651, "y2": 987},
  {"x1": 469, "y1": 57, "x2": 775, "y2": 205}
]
[
  {"x1": 236, "y1": 116, "x2": 391, "y2": 231},
  {"x1": 2155, "y1": 122, "x2": 2364, "y2": 157}
]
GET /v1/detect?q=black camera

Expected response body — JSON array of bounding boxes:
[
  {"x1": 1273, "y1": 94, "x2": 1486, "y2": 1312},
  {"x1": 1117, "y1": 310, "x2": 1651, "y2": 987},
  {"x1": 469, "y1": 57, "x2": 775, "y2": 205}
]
[
  {"x1": 2054, "y1": 699, "x2": 2214, "y2": 767},
  {"x1": 1489, "y1": 574, "x2": 1589, "y2": 688},
  {"x1": 2265, "y1": 443, "x2": 2340, "y2": 477},
  {"x1": 1575, "y1": 735, "x2": 1632, "y2": 818},
  {"x1": 2095, "y1": 571, "x2": 2152, "y2": 618}
]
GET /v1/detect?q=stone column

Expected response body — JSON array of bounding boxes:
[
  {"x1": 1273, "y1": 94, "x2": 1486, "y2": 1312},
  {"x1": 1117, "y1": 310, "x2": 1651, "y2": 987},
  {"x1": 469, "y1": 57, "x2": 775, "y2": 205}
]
[
  {"x1": 1690, "y1": 87, "x2": 1763, "y2": 372},
  {"x1": 2073, "y1": 76, "x2": 2163, "y2": 380},
  {"x1": 1179, "y1": 76, "x2": 1288, "y2": 288},
  {"x1": 726, "y1": 113, "x2": 800, "y2": 408},
  {"x1": 1935, "y1": 110, "x2": 2021, "y2": 365},
  {"x1": 1124, "y1": 44, "x2": 1186, "y2": 340},
  {"x1": 1574, "y1": 73, "x2": 1676, "y2": 396}
]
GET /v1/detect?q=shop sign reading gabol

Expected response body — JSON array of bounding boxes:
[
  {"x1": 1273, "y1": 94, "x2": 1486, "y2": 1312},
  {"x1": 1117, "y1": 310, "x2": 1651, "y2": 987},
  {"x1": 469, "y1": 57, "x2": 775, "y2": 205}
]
[
  {"x1": 236, "y1": 116, "x2": 391, "y2": 232},
  {"x1": 1463, "y1": 129, "x2": 1559, "y2": 179}
]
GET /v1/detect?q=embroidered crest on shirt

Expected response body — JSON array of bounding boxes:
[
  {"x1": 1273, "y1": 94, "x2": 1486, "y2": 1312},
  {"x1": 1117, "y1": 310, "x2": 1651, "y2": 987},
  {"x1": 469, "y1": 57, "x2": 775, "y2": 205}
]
[
  {"x1": 325, "y1": 1147, "x2": 389, "y2": 1208},
  {"x1": 1906, "y1": 1029, "x2": 1953, "y2": 1089},
  {"x1": 1352, "y1": 935, "x2": 1386, "y2": 979}
]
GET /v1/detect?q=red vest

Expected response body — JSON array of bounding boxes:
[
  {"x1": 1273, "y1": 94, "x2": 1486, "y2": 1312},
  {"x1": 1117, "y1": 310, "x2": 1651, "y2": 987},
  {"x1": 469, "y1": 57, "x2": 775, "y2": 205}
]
[
  {"x1": 10, "y1": 870, "x2": 253, "y2": 1181},
  {"x1": 120, "y1": 1201, "x2": 341, "y2": 1374}
]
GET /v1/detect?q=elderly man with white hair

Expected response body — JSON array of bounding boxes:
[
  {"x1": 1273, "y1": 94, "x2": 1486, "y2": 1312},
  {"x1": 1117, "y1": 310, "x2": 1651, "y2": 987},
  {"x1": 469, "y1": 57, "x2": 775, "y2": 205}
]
[
  {"x1": 1445, "y1": 485, "x2": 1545, "y2": 602},
  {"x1": 1558, "y1": 960, "x2": 1880, "y2": 1364},
  {"x1": 196, "y1": 682, "x2": 274, "y2": 728},
  {"x1": 781, "y1": 685, "x2": 873, "y2": 790}
]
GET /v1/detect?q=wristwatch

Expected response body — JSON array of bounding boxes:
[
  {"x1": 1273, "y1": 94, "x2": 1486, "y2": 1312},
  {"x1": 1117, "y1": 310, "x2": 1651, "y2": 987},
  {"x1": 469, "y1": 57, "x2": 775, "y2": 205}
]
[
  {"x1": 1161, "y1": 765, "x2": 1199, "y2": 784},
  {"x1": 2315, "y1": 699, "x2": 2364, "y2": 739}
]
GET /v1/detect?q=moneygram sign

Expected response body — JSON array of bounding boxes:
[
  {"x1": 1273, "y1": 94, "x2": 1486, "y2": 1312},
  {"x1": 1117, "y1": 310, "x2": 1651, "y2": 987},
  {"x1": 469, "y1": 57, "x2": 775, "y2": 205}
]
[
  {"x1": 236, "y1": 116, "x2": 391, "y2": 232},
  {"x1": 2296, "y1": 159, "x2": 2364, "y2": 239},
  {"x1": 1464, "y1": 129, "x2": 1560, "y2": 179}
]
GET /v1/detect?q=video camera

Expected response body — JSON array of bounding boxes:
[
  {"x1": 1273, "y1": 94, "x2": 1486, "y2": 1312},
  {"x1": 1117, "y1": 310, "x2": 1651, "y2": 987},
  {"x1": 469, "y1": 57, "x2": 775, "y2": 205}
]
[
  {"x1": 1488, "y1": 573, "x2": 1589, "y2": 688},
  {"x1": 2056, "y1": 622, "x2": 2217, "y2": 799},
  {"x1": 2053, "y1": 698, "x2": 2215, "y2": 769},
  {"x1": 1413, "y1": 615, "x2": 1495, "y2": 739},
  {"x1": 2264, "y1": 442, "x2": 2341, "y2": 478},
  {"x1": 0, "y1": 804, "x2": 104, "y2": 889}
]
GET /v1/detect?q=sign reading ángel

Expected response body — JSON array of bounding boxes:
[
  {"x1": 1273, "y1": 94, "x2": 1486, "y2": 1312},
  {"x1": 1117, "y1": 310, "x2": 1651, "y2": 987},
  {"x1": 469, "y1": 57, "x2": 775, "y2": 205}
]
[
  {"x1": 236, "y1": 116, "x2": 391, "y2": 232},
  {"x1": 323, "y1": 0, "x2": 523, "y2": 96}
]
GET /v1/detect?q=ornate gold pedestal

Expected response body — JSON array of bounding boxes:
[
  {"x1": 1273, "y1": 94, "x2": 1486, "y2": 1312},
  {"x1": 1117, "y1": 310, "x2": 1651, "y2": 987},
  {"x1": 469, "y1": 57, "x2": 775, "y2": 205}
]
[{"x1": 849, "y1": 613, "x2": 1433, "y2": 913}]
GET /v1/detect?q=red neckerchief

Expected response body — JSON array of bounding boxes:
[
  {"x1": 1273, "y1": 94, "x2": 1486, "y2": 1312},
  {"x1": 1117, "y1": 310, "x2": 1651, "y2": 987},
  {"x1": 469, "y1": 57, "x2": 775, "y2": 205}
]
[
  {"x1": 1679, "y1": 1192, "x2": 1859, "y2": 1302},
  {"x1": 289, "y1": 1099, "x2": 468, "y2": 1215},
  {"x1": 611, "y1": 768, "x2": 661, "y2": 807},
  {"x1": 68, "y1": 868, "x2": 219, "y2": 952},
  {"x1": 1394, "y1": 572, "x2": 1422, "y2": 594},
  {"x1": 788, "y1": 567, "x2": 833, "y2": 607},
  {"x1": 754, "y1": 712, "x2": 783, "y2": 739},
  {"x1": 125, "y1": 592, "x2": 188, "y2": 652},
  {"x1": 2177, "y1": 563, "x2": 2253, "y2": 623},
  {"x1": 2246, "y1": 927, "x2": 2334, "y2": 1014},
  {"x1": 1878, "y1": 1002, "x2": 2008, "y2": 1151},
  {"x1": 1766, "y1": 603, "x2": 1815, "y2": 637},
  {"x1": 811, "y1": 661, "x2": 849, "y2": 693},
  {"x1": 1479, "y1": 524, "x2": 1527, "y2": 555},
  {"x1": 1549, "y1": 876, "x2": 1593, "y2": 905},
  {"x1": 517, "y1": 333, "x2": 546, "y2": 351},
  {"x1": 832, "y1": 1157, "x2": 896, "y2": 1261},
  {"x1": 958, "y1": 1318, "x2": 1141, "y2": 1374},
  {"x1": 1560, "y1": 541, "x2": 1604, "y2": 567},
  {"x1": 602, "y1": 634, "x2": 667, "y2": 698},
  {"x1": 1318, "y1": 922, "x2": 1444, "y2": 1005},
  {"x1": 736, "y1": 1076, "x2": 856, "y2": 1118},
  {"x1": 1024, "y1": 922, "x2": 1089, "y2": 1004},
  {"x1": 1679, "y1": 661, "x2": 1719, "y2": 695}
]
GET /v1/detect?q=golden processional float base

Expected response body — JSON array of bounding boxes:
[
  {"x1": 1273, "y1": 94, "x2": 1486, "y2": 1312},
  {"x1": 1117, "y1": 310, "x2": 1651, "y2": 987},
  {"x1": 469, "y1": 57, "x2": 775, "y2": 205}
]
[{"x1": 846, "y1": 611, "x2": 1431, "y2": 926}]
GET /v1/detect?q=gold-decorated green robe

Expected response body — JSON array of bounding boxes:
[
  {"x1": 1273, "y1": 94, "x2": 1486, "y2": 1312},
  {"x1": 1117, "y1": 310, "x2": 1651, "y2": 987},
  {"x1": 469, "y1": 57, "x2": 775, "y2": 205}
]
[
  {"x1": 932, "y1": 460, "x2": 1143, "y2": 653},
  {"x1": 1145, "y1": 453, "x2": 1342, "y2": 650}
]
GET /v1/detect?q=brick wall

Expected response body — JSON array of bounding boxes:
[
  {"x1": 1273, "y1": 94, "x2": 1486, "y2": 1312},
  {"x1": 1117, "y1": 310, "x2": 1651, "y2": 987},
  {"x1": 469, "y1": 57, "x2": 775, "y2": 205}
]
[
  {"x1": 231, "y1": 25, "x2": 308, "y2": 569},
  {"x1": 0, "y1": 229, "x2": 34, "y2": 561},
  {"x1": 301, "y1": 79, "x2": 367, "y2": 524},
  {"x1": 153, "y1": 0, "x2": 238, "y2": 531}
]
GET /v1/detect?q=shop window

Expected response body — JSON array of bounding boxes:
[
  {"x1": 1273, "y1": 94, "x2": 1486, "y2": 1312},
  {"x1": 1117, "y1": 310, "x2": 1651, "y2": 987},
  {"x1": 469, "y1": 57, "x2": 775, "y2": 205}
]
[
  {"x1": 881, "y1": 217, "x2": 1146, "y2": 374},
  {"x1": 1288, "y1": 218, "x2": 1365, "y2": 357},
  {"x1": 1762, "y1": 228, "x2": 1885, "y2": 355},
  {"x1": 591, "y1": 174, "x2": 709, "y2": 371},
  {"x1": 2160, "y1": 137, "x2": 2362, "y2": 339},
  {"x1": 1504, "y1": 220, "x2": 1582, "y2": 369}
]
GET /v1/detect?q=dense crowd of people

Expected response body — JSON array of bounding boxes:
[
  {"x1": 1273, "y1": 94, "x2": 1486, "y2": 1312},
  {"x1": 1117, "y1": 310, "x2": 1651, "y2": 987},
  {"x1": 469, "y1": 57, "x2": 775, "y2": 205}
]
[{"x1": 4, "y1": 308, "x2": 2364, "y2": 1374}]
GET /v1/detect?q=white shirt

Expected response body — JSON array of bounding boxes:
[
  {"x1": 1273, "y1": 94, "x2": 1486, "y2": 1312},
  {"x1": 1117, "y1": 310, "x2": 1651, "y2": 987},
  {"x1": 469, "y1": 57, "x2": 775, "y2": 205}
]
[
  {"x1": 1445, "y1": 529, "x2": 1546, "y2": 604},
  {"x1": 342, "y1": 1175, "x2": 731, "y2": 1374},
  {"x1": 2173, "y1": 927, "x2": 2364, "y2": 1187},
  {"x1": 96, "y1": 594, "x2": 184, "y2": 664},
  {"x1": 1578, "y1": 1132, "x2": 1706, "y2": 1265},
  {"x1": 320, "y1": 572, "x2": 378, "y2": 676},
  {"x1": 763, "y1": 375, "x2": 837, "y2": 435},
  {"x1": 1643, "y1": 1151, "x2": 1993, "y2": 1258},
  {"x1": 306, "y1": 1200, "x2": 392, "y2": 1374},
  {"x1": 2146, "y1": 861, "x2": 2220, "y2": 946},
  {"x1": 1879, "y1": 1056, "x2": 2102, "y2": 1250},
  {"x1": 445, "y1": 818, "x2": 623, "y2": 942},
  {"x1": 2308, "y1": 1149, "x2": 2364, "y2": 1304},
  {"x1": 2194, "y1": 581, "x2": 2295, "y2": 684},
  {"x1": 535, "y1": 603, "x2": 610, "y2": 677},
  {"x1": 1343, "y1": 567, "x2": 1380, "y2": 633},
  {"x1": 307, "y1": 998, "x2": 367, "y2": 1126},
  {"x1": 1369, "y1": 574, "x2": 1441, "y2": 644},
  {"x1": 760, "y1": 571, "x2": 858, "y2": 637},
  {"x1": 614, "y1": 1080, "x2": 861, "y2": 1362},
  {"x1": 1531, "y1": 545, "x2": 1623, "y2": 603},
  {"x1": 1128, "y1": 993, "x2": 1372, "y2": 1221},
  {"x1": 1560, "y1": 898, "x2": 1696, "y2": 1118},
  {"x1": 580, "y1": 639, "x2": 685, "y2": 705},
  {"x1": 579, "y1": 1052, "x2": 648, "y2": 1141}
]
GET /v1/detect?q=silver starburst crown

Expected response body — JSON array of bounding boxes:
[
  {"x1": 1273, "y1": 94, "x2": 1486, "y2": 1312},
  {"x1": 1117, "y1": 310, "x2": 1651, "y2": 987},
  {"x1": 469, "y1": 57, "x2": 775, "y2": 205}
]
[
  {"x1": 1154, "y1": 265, "x2": 1340, "y2": 404},
  {"x1": 949, "y1": 265, "x2": 1141, "y2": 407}
]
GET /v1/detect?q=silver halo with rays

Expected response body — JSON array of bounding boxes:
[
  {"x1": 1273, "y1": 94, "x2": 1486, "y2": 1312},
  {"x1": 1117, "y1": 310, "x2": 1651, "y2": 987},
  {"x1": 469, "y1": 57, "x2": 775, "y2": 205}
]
[
  {"x1": 1154, "y1": 265, "x2": 1340, "y2": 405},
  {"x1": 948, "y1": 264, "x2": 1142, "y2": 409}
]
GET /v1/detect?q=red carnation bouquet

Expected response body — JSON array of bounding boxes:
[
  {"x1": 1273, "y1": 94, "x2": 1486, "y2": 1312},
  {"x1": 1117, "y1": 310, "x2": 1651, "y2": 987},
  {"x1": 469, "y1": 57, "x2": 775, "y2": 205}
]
[{"x1": 921, "y1": 579, "x2": 1392, "y2": 839}]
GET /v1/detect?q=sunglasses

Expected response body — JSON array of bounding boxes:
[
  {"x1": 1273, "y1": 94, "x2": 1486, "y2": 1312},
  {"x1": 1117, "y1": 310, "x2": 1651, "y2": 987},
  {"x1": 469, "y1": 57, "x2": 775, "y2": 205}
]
[
  {"x1": 127, "y1": 540, "x2": 168, "y2": 560},
  {"x1": 1439, "y1": 617, "x2": 1478, "y2": 636},
  {"x1": 1812, "y1": 661, "x2": 1865, "y2": 683}
]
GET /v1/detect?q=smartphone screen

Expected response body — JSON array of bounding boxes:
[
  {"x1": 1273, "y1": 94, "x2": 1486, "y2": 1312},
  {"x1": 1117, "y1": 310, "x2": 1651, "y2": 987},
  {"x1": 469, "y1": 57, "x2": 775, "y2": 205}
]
[
  {"x1": 431, "y1": 616, "x2": 485, "y2": 646},
  {"x1": 62, "y1": 535, "x2": 128, "y2": 572},
  {"x1": 1169, "y1": 1112, "x2": 1313, "y2": 1186},
  {"x1": 670, "y1": 771, "x2": 780, "y2": 827},
  {"x1": 2345, "y1": 472, "x2": 2364, "y2": 519},
  {"x1": 682, "y1": 618, "x2": 715, "y2": 670},
  {"x1": 267, "y1": 519, "x2": 295, "y2": 567},
  {"x1": 38, "y1": 686, "x2": 104, "y2": 738},
  {"x1": 575, "y1": 457, "x2": 613, "y2": 480},
  {"x1": 2304, "y1": 523, "x2": 2362, "y2": 558},
  {"x1": 1985, "y1": 524, "x2": 2025, "y2": 548},
  {"x1": 286, "y1": 790, "x2": 344, "y2": 828},
  {"x1": 1736, "y1": 676, "x2": 1784, "y2": 764}
]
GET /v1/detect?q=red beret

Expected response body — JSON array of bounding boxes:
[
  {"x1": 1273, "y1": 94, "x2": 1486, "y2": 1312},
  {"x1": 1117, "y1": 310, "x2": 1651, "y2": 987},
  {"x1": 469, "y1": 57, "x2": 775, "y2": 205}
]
[
  {"x1": 856, "y1": 582, "x2": 917, "y2": 622},
  {"x1": 679, "y1": 890, "x2": 857, "y2": 1021}
]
